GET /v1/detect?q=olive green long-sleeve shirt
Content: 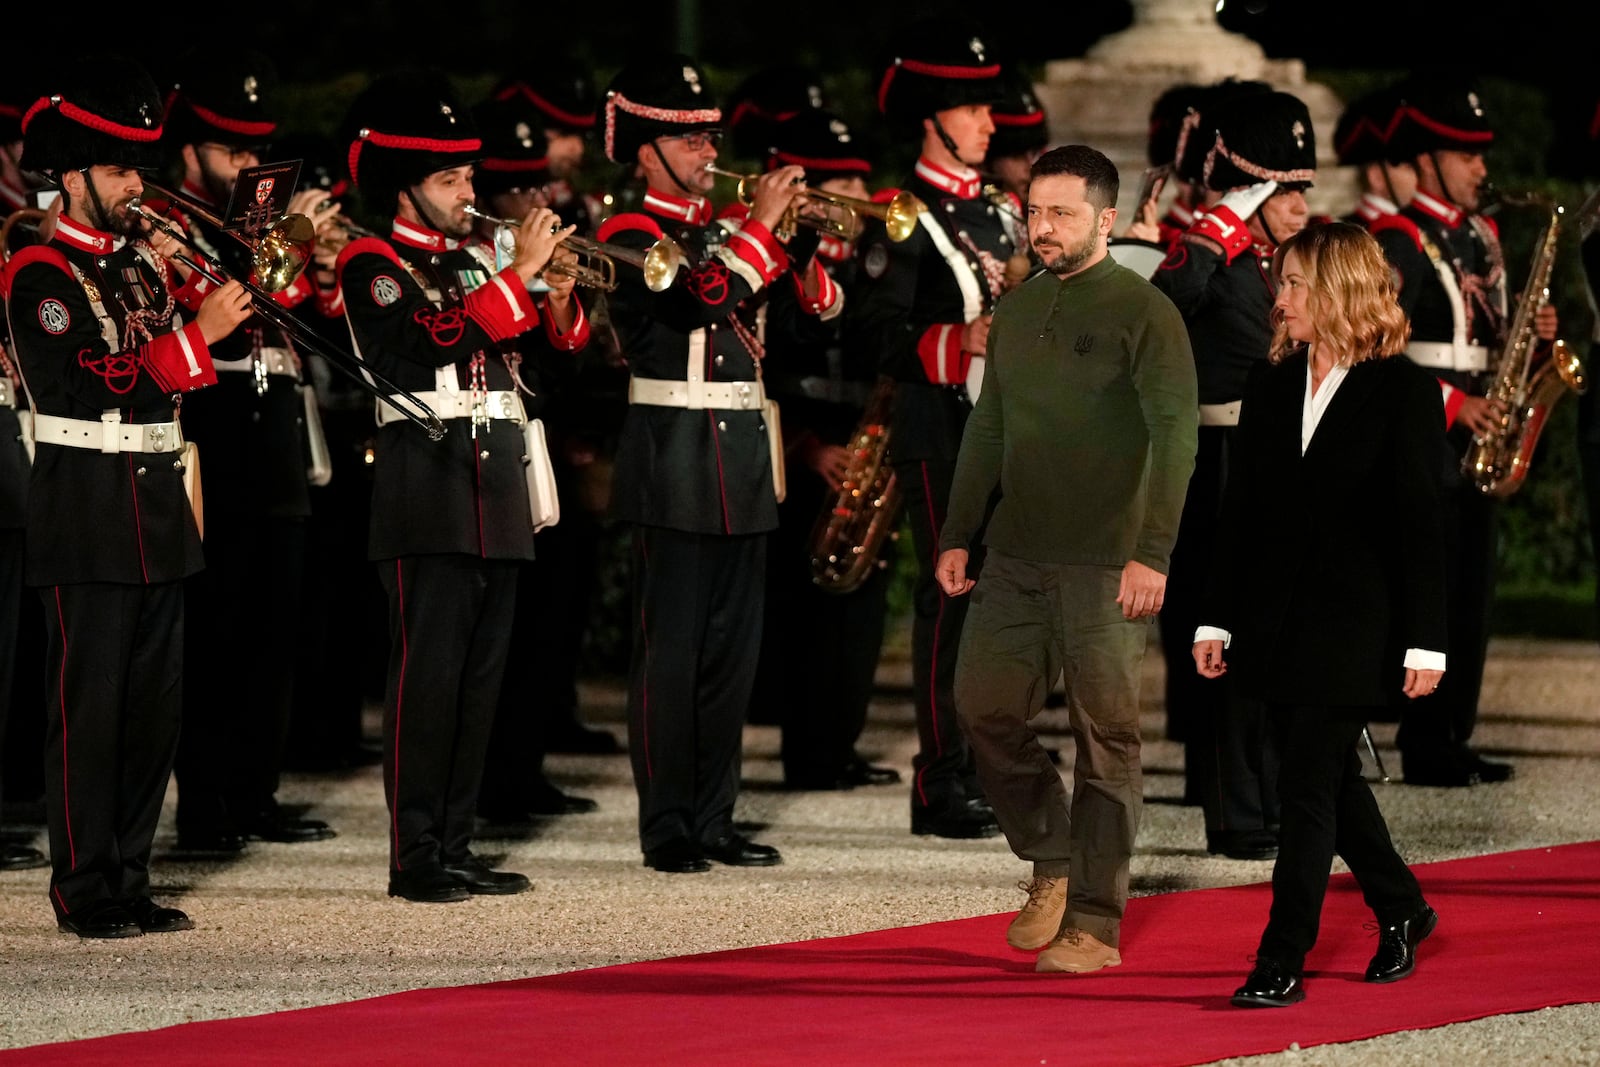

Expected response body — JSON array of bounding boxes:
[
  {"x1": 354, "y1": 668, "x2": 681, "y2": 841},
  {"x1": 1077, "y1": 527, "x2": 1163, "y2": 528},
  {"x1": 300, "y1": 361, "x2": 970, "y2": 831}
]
[{"x1": 939, "y1": 253, "x2": 1198, "y2": 572}]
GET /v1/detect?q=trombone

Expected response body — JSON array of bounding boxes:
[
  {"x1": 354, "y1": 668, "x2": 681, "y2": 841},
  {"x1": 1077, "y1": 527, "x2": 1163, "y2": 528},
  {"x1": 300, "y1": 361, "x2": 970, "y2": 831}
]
[
  {"x1": 704, "y1": 165, "x2": 926, "y2": 243},
  {"x1": 463, "y1": 205, "x2": 685, "y2": 293},
  {"x1": 130, "y1": 179, "x2": 446, "y2": 440}
]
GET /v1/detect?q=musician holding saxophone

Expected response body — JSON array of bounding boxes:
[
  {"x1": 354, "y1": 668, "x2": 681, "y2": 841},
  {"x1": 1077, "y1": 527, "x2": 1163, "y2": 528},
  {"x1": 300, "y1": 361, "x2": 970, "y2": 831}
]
[
  {"x1": 6, "y1": 57, "x2": 254, "y2": 938},
  {"x1": 160, "y1": 50, "x2": 343, "y2": 854},
  {"x1": 1372, "y1": 80, "x2": 1559, "y2": 788},
  {"x1": 335, "y1": 69, "x2": 588, "y2": 903},
  {"x1": 846, "y1": 18, "x2": 1028, "y2": 841},
  {"x1": 742, "y1": 105, "x2": 903, "y2": 793}
]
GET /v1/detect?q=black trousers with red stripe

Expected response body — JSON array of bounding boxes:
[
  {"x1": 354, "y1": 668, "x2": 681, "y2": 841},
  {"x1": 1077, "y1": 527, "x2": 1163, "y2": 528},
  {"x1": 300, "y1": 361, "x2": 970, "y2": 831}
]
[
  {"x1": 626, "y1": 526, "x2": 764, "y2": 854},
  {"x1": 895, "y1": 457, "x2": 985, "y2": 814},
  {"x1": 378, "y1": 555, "x2": 517, "y2": 874},
  {"x1": 41, "y1": 581, "x2": 184, "y2": 920}
]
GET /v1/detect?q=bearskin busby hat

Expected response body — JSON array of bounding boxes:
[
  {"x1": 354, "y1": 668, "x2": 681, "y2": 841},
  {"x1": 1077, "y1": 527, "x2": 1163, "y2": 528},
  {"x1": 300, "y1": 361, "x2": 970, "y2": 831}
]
[
  {"x1": 19, "y1": 55, "x2": 165, "y2": 177},
  {"x1": 163, "y1": 48, "x2": 279, "y2": 151},
  {"x1": 274, "y1": 131, "x2": 349, "y2": 200},
  {"x1": 987, "y1": 65, "x2": 1048, "y2": 162},
  {"x1": 473, "y1": 95, "x2": 552, "y2": 197},
  {"x1": 1334, "y1": 83, "x2": 1408, "y2": 167},
  {"x1": 726, "y1": 65, "x2": 828, "y2": 162},
  {"x1": 600, "y1": 55, "x2": 722, "y2": 165},
  {"x1": 489, "y1": 60, "x2": 598, "y2": 138},
  {"x1": 342, "y1": 69, "x2": 481, "y2": 212},
  {"x1": 1147, "y1": 82, "x2": 1204, "y2": 169},
  {"x1": 1394, "y1": 79, "x2": 1494, "y2": 156},
  {"x1": 875, "y1": 18, "x2": 1004, "y2": 126},
  {"x1": 764, "y1": 109, "x2": 871, "y2": 184},
  {"x1": 1204, "y1": 90, "x2": 1317, "y2": 192},
  {"x1": 1174, "y1": 78, "x2": 1273, "y2": 184}
]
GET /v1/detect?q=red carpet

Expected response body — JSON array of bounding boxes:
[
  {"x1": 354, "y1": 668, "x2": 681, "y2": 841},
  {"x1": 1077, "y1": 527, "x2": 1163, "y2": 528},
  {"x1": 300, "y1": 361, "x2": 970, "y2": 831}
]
[{"x1": 6, "y1": 842, "x2": 1599, "y2": 1066}]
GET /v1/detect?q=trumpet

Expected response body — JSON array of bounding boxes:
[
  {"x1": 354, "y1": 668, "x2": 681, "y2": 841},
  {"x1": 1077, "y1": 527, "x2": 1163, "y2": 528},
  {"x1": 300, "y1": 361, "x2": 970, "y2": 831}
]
[
  {"x1": 704, "y1": 165, "x2": 925, "y2": 243},
  {"x1": 130, "y1": 180, "x2": 446, "y2": 440},
  {"x1": 463, "y1": 205, "x2": 685, "y2": 292}
]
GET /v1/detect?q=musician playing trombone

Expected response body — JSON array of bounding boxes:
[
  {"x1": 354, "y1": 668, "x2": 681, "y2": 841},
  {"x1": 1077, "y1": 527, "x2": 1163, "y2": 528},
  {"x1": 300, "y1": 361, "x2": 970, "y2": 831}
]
[
  {"x1": 159, "y1": 50, "x2": 344, "y2": 854},
  {"x1": 335, "y1": 69, "x2": 589, "y2": 904},
  {"x1": 6, "y1": 57, "x2": 254, "y2": 939}
]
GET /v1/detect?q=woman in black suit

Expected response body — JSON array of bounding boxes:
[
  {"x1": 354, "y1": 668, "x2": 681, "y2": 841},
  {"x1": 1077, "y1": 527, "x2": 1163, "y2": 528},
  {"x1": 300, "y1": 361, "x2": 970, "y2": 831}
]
[{"x1": 1192, "y1": 221, "x2": 1447, "y2": 1007}]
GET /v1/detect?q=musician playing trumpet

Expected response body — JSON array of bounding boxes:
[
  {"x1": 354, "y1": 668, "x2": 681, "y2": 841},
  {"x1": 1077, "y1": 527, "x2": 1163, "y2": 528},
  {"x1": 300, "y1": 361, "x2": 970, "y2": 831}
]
[
  {"x1": 598, "y1": 53, "x2": 833, "y2": 874},
  {"x1": 7, "y1": 57, "x2": 254, "y2": 939},
  {"x1": 335, "y1": 69, "x2": 589, "y2": 904}
]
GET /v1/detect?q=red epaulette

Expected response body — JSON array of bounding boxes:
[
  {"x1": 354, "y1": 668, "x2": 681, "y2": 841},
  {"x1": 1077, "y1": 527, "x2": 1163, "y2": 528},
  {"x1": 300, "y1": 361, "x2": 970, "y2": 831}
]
[
  {"x1": 1369, "y1": 213, "x2": 1423, "y2": 252},
  {"x1": 0, "y1": 243, "x2": 73, "y2": 298},
  {"x1": 870, "y1": 187, "x2": 904, "y2": 205},
  {"x1": 715, "y1": 202, "x2": 749, "y2": 223},
  {"x1": 596, "y1": 212, "x2": 665, "y2": 244}
]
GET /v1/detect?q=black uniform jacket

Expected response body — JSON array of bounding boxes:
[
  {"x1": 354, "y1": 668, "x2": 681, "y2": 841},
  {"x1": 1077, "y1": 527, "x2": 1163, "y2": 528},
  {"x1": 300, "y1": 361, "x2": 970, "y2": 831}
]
[
  {"x1": 169, "y1": 187, "x2": 316, "y2": 523},
  {"x1": 599, "y1": 189, "x2": 822, "y2": 535},
  {"x1": 1371, "y1": 196, "x2": 1506, "y2": 449},
  {"x1": 1204, "y1": 352, "x2": 1450, "y2": 708},
  {"x1": 1153, "y1": 237, "x2": 1276, "y2": 405},
  {"x1": 847, "y1": 160, "x2": 1025, "y2": 463},
  {"x1": 337, "y1": 218, "x2": 589, "y2": 561},
  {"x1": 3, "y1": 215, "x2": 217, "y2": 585}
]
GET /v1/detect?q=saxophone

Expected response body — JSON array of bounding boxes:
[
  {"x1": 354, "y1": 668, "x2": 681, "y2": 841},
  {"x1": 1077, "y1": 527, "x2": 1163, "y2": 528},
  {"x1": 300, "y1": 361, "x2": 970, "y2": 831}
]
[
  {"x1": 807, "y1": 375, "x2": 902, "y2": 594},
  {"x1": 1462, "y1": 193, "x2": 1589, "y2": 497}
]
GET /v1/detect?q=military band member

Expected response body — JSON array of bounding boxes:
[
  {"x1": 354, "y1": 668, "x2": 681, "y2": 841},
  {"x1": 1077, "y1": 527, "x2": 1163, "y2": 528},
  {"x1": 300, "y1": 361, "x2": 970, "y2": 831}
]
[
  {"x1": 467, "y1": 91, "x2": 603, "y2": 821},
  {"x1": 1334, "y1": 83, "x2": 1416, "y2": 228},
  {"x1": 745, "y1": 107, "x2": 901, "y2": 791},
  {"x1": 7, "y1": 57, "x2": 254, "y2": 936},
  {"x1": 1372, "y1": 80, "x2": 1557, "y2": 787},
  {"x1": 488, "y1": 61, "x2": 603, "y2": 235},
  {"x1": 984, "y1": 64, "x2": 1050, "y2": 204},
  {"x1": 336, "y1": 68, "x2": 587, "y2": 902},
  {"x1": 1154, "y1": 91, "x2": 1320, "y2": 859},
  {"x1": 847, "y1": 18, "x2": 1027, "y2": 840},
  {"x1": 598, "y1": 53, "x2": 825, "y2": 872},
  {"x1": 162, "y1": 51, "x2": 343, "y2": 852}
]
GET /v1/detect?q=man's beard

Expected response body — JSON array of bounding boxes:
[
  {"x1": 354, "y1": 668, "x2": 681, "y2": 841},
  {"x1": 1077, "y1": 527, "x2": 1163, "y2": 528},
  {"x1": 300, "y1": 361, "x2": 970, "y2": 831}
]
[
  {"x1": 198, "y1": 160, "x2": 233, "y2": 210},
  {"x1": 1039, "y1": 232, "x2": 1095, "y2": 276},
  {"x1": 94, "y1": 192, "x2": 143, "y2": 237}
]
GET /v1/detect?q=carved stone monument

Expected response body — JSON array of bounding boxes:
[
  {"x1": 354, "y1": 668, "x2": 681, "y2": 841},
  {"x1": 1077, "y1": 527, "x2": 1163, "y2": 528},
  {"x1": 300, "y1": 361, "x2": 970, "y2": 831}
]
[{"x1": 1031, "y1": 0, "x2": 1353, "y2": 222}]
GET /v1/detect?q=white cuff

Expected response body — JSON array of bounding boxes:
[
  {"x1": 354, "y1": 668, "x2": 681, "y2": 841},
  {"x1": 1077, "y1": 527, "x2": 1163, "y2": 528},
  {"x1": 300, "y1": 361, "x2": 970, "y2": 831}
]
[
  {"x1": 1194, "y1": 625, "x2": 1231, "y2": 648},
  {"x1": 1404, "y1": 648, "x2": 1447, "y2": 671}
]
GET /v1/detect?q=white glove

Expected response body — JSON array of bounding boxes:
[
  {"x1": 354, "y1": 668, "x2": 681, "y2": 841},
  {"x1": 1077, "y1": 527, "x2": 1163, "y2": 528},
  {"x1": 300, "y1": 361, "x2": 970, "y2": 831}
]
[
  {"x1": 1190, "y1": 180, "x2": 1279, "y2": 263},
  {"x1": 1216, "y1": 180, "x2": 1279, "y2": 222}
]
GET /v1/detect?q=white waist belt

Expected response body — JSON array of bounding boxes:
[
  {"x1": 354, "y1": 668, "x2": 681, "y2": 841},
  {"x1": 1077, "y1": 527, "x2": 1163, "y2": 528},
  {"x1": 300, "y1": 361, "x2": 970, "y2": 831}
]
[
  {"x1": 628, "y1": 377, "x2": 766, "y2": 410},
  {"x1": 1199, "y1": 401, "x2": 1242, "y2": 427},
  {"x1": 0, "y1": 379, "x2": 13, "y2": 409},
  {"x1": 211, "y1": 346, "x2": 299, "y2": 376},
  {"x1": 33, "y1": 413, "x2": 184, "y2": 454},
  {"x1": 374, "y1": 389, "x2": 525, "y2": 427},
  {"x1": 1408, "y1": 342, "x2": 1489, "y2": 373}
]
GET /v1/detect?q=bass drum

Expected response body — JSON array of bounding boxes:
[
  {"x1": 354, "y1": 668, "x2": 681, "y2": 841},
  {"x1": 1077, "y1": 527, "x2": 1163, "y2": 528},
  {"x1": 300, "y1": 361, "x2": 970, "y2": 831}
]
[{"x1": 1107, "y1": 237, "x2": 1168, "y2": 279}]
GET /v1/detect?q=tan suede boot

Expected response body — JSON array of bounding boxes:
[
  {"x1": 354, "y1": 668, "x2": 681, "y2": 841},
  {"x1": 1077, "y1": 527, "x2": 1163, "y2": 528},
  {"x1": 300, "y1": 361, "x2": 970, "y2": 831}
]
[
  {"x1": 1035, "y1": 926, "x2": 1121, "y2": 973},
  {"x1": 1005, "y1": 876, "x2": 1068, "y2": 950}
]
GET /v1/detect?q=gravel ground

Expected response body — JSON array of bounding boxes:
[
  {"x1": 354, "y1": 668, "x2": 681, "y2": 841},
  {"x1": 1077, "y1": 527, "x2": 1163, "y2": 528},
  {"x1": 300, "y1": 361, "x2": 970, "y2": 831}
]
[{"x1": 1, "y1": 633, "x2": 1597, "y2": 1065}]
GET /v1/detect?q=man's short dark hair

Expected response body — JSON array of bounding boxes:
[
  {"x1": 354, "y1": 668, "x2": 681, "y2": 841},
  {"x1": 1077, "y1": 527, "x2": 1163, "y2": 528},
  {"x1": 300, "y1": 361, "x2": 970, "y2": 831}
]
[{"x1": 1031, "y1": 144, "x2": 1119, "y2": 212}]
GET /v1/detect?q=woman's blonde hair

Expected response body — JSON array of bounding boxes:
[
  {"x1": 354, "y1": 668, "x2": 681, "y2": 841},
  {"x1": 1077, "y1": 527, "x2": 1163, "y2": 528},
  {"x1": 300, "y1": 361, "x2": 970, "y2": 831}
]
[{"x1": 1268, "y1": 220, "x2": 1411, "y2": 365}]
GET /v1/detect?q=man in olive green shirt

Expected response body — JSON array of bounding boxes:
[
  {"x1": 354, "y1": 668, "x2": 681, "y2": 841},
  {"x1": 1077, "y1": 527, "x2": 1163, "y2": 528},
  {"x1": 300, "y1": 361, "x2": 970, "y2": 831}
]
[{"x1": 936, "y1": 144, "x2": 1197, "y2": 974}]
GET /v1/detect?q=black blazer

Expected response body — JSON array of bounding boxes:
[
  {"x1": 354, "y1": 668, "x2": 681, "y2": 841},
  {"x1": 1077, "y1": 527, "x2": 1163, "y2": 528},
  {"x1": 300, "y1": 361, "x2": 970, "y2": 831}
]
[{"x1": 1205, "y1": 350, "x2": 1450, "y2": 709}]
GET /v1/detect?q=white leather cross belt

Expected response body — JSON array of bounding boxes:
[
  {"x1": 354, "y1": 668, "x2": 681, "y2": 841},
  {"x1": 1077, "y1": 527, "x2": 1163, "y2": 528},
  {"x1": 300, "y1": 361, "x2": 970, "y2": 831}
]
[{"x1": 211, "y1": 346, "x2": 299, "y2": 376}]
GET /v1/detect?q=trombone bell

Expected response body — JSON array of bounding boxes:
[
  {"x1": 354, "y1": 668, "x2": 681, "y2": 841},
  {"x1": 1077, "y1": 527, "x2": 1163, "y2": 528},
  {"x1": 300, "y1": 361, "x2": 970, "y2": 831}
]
[{"x1": 252, "y1": 213, "x2": 317, "y2": 293}]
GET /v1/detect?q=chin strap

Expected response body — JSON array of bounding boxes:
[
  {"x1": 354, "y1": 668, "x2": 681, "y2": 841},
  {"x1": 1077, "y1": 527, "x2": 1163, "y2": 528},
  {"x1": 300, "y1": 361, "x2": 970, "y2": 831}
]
[
  {"x1": 404, "y1": 185, "x2": 447, "y2": 236},
  {"x1": 929, "y1": 115, "x2": 963, "y2": 163},
  {"x1": 646, "y1": 141, "x2": 700, "y2": 200}
]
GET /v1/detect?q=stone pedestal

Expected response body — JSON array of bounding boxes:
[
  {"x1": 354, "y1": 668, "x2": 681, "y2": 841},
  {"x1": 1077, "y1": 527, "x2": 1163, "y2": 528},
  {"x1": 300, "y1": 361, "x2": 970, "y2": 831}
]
[{"x1": 1031, "y1": 0, "x2": 1353, "y2": 222}]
